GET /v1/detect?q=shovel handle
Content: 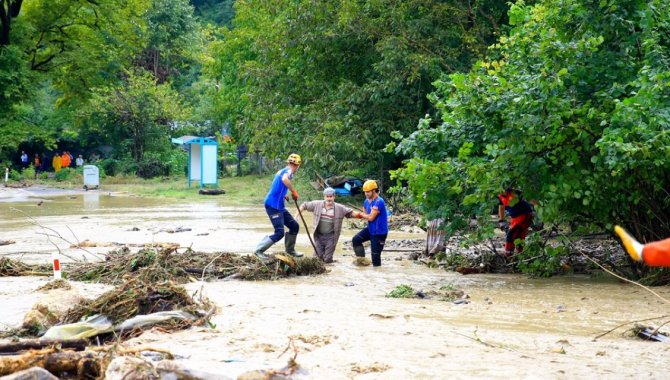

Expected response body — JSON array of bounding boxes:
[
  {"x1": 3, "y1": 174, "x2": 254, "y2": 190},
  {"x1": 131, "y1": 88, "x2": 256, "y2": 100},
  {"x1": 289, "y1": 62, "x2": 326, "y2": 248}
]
[{"x1": 294, "y1": 199, "x2": 318, "y2": 254}]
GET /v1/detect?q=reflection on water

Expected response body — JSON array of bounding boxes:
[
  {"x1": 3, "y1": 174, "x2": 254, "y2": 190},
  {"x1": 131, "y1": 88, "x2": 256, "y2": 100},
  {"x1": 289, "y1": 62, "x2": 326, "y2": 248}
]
[{"x1": 83, "y1": 191, "x2": 100, "y2": 210}]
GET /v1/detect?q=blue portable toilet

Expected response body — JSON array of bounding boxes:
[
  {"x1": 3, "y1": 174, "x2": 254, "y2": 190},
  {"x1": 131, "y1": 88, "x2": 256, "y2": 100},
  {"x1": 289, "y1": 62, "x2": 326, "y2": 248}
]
[{"x1": 171, "y1": 136, "x2": 218, "y2": 188}]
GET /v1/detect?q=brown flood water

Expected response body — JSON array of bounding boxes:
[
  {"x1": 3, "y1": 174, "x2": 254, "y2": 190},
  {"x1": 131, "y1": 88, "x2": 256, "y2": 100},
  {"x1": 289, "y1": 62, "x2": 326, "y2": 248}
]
[{"x1": 1, "y1": 187, "x2": 669, "y2": 379}]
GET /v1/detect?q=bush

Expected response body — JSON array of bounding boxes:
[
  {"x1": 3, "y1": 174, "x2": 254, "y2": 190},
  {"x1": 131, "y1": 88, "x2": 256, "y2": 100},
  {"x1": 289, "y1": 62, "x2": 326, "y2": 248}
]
[
  {"x1": 137, "y1": 158, "x2": 168, "y2": 179},
  {"x1": 22, "y1": 165, "x2": 35, "y2": 180},
  {"x1": 385, "y1": 284, "x2": 416, "y2": 298},
  {"x1": 55, "y1": 168, "x2": 77, "y2": 182},
  {"x1": 100, "y1": 159, "x2": 120, "y2": 176},
  {"x1": 9, "y1": 169, "x2": 21, "y2": 181}
]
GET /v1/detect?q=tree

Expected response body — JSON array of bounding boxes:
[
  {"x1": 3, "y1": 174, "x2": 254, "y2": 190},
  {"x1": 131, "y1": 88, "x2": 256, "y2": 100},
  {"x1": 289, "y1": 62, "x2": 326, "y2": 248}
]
[
  {"x1": 137, "y1": 0, "x2": 199, "y2": 83},
  {"x1": 0, "y1": 0, "x2": 22, "y2": 46},
  {"x1": 393, "y1": 0, "x2": 670, "y2": 241},
  {"x1": 84, "y1": 70, "x2": 189, "y2": 162},
  {"x1": 206, "y1": 0, "x2": 509, "y2": 176}
]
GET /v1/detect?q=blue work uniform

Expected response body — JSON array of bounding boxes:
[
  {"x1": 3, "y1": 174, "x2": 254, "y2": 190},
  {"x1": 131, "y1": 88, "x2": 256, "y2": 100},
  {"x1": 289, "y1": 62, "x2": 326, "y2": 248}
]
[
  {"x1": 352, "y1": 195, "x2": 388, "y2": 266},
  {"x1": 264, "y1": 167, "x2": 299, "y2": 242}
]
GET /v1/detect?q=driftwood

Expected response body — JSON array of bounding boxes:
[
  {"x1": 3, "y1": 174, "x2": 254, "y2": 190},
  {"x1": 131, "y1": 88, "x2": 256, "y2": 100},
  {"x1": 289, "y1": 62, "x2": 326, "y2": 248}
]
[
  {"x1": 0, "y1": 349, "x2": 103, "y2": 377},
  {"x1": 0, "y1": 339, "x2": 88, "y2": 354},
  {"x1": 0, "y1": 240, "x2": 16, "y2": 246}
]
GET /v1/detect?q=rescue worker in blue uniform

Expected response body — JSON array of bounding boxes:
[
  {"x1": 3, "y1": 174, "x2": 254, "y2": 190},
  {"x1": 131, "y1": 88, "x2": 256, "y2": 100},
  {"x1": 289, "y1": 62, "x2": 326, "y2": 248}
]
[
  {"x1": 352, "y1": 180, "x2": 389, "y2": 267},
  {"x1": 254, "y1": 153, "x2": 304, "y2": 261}
]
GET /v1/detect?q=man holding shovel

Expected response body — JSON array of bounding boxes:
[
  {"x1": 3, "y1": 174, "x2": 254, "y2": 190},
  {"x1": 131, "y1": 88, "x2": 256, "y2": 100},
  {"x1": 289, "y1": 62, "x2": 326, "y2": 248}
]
[
  {"x1": 254, "y1": 153, "x2": 304, "y2": 261},
  {"x1": 298, "y1": 187, "x2": 365, "y2": 263}
]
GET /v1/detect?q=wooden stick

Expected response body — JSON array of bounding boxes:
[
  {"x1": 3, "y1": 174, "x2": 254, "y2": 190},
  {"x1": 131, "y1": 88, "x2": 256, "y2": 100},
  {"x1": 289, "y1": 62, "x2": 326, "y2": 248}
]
[
  {"x1": 294, "y1": 199, "x2": 317, "y2": 253},
  {"x1": 0, "y1": 339, "x2": 88, "y2": 354}
]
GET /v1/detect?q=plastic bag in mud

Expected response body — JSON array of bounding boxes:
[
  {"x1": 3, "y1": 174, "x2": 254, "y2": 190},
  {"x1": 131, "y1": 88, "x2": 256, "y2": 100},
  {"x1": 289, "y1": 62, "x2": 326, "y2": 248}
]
[{"x1": 42, "y1": 314, "x2": 113, "y2": 340}]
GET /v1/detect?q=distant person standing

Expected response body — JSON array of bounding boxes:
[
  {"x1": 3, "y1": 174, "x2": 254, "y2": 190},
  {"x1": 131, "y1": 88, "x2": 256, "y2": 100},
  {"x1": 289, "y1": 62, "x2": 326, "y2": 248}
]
[
  {"x1": 75, "y1": 154, "x2": 84, "y2": 167},
  {"x1": 52, "y1": 153, "x2": 62, "y2": 172},
  {"x1": 351, "y1": 180, "x2": 389, "y2": 267},
  {"x1": 34, "y1": 154, "x2": 41, "y2": 174},
  {"x1": 61, "y1": 152, "x2": 71, "y2": 168},
  {"x1": 20, "y1": 151, "x2": 28, "y2": 168}
]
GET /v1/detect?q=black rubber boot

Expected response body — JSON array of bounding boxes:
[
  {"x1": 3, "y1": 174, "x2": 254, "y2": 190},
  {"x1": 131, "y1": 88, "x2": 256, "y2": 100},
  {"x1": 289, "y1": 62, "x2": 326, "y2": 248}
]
[
  {"x1": 284, "y1": 233, "x2": 303, "y2": 257},
  {"x1": 371, "y1": 252, "x2": 382, "y2": 267},
  {"x1": 353, "y1": 245, "x2": 366, "y2": 257}
]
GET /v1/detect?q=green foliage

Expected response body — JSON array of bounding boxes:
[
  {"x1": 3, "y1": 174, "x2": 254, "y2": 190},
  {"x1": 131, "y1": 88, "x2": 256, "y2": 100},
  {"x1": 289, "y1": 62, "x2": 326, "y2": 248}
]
[
  {"x1": 386, "y1": 284, "x2": 416, "y2": 298},
  {"x1": 516, "y1": 234, "x2": 569, "y2": 277},
  {"x1": 206, "y1": 0, "x2": 509, "y2": 175},
  {"x1": 84, "y1": 70, "x2": 190, "y2": 163},
  {"x1": 8, "y1": 169, "x2": 21, "y2": 181},
  {"x1": 137, "y1": 158, "x2": 169, "y2": 179},
  {"x1": 99, "y1": 159, "x2": 121, "y2": 177},
  {"x1": 191, "y1": 0, "x2": 235, "y2": 27},
  {"x1": 22, "y1": 165, "x2": 36, "y2": 180},
  {"x1": 139, "y1": 0, "x2": 200, "y2": 84},
  {"x1": 393, "y1": 0, "x2": 670, "y2": 241},
  {"x1": 55, "y1": 168, "x2": 77, "y2": 182}
]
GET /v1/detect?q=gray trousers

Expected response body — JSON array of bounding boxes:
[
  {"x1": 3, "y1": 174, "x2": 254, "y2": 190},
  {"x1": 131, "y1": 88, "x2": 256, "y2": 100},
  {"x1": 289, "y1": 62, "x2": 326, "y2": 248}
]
[{"x1": 314, "y1": 232, "x2": 336, "y2": 263}]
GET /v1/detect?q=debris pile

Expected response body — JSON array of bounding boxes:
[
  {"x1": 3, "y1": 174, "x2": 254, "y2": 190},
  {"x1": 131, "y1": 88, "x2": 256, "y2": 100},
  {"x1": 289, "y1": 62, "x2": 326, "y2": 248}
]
[
  {"x1": 0, "y1": 257, "x2": 51, "y2": 276},
  {"x1": 67, "y1": 247, "x2": 326, "y2": 284}
]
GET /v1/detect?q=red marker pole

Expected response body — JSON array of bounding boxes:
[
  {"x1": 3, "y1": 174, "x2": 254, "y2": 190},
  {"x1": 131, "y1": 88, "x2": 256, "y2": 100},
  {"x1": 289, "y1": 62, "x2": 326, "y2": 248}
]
[{"x1": 52, "y1": 252, "x2": 62, "y2": 280}]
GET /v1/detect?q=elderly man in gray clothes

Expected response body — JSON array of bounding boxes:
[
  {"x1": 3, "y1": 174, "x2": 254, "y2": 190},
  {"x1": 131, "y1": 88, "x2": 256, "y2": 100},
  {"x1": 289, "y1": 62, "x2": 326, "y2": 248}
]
[{"x1": 298, "y1": 187, "x2": 365, "y2": 263}]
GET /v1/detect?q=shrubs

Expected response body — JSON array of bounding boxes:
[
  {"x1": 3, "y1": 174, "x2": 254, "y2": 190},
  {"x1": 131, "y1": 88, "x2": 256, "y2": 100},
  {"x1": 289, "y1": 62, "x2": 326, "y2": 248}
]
[{"x1": 137, "y1": 158, "x2": 168, "y2": 179}]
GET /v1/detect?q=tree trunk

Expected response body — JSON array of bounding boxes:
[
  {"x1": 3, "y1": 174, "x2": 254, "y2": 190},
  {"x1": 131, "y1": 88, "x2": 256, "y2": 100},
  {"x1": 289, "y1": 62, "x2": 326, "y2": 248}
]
[
  {"x1": 0, "y1": 339, "x2": 88, "y2": 354},
  {"x1": 0, "y1": 350, "x2": 102, "y2": 377}
]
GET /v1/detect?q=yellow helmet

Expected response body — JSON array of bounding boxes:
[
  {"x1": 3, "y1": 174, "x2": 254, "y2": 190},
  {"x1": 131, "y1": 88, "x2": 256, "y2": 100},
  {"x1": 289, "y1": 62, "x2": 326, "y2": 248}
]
[
  {"x1": 362, "y1": 180, "x2": 378, "y2": 192},
  {"x1": 286, "y1": 153, "x2": 302, "y2": 165}
]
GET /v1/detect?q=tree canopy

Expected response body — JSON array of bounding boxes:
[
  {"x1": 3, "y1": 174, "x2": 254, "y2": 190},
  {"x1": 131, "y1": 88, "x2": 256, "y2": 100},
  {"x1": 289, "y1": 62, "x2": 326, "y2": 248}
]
[
  {"x1": 206, "y1": 0, "x2": 509, "y2": 176},
  {"x1": 392, "y1": 0, "x2": 670, "y2": 241}
]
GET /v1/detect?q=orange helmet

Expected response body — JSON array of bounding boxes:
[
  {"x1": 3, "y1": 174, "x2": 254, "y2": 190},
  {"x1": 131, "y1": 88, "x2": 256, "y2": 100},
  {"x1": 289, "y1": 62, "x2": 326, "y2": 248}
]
[
  {"x1": 287, "y1": 153, "x2": 302, "y2": 165},
  {"x1": 362, "y1": 180, "x2": 378, "y2": 192}
]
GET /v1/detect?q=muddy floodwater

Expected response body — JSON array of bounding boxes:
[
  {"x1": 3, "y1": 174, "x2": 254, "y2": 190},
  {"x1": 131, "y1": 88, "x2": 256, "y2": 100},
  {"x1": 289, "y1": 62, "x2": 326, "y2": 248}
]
[{"x1": 1, "y1": 186, "x2": 670, "y2": 379}]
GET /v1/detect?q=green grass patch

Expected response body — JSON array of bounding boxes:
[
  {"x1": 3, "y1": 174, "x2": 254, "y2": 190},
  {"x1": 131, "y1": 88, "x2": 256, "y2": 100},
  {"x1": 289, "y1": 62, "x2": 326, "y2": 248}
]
[{"x1": 386, "y1": 284, "x2": 416, "y2": 298}]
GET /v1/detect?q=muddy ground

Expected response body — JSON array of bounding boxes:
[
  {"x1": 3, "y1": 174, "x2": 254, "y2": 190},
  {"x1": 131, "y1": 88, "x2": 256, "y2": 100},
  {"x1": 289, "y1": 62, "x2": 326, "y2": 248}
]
[{"x1": 1, "y1": 185, "x2": 670, "y2": 378}]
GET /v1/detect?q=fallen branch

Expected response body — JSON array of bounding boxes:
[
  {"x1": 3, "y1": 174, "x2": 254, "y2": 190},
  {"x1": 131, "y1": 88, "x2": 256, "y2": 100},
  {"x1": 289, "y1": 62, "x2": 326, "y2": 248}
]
[
  {"x1": 593, "y1": 315, "x2": 670, "y2": 341},
  {"x1": 0, "y1": 339, "x2": 88, "y2": 354},
  {"x1": 0, "y1": 349, "x2": 103, "y2": 377}
]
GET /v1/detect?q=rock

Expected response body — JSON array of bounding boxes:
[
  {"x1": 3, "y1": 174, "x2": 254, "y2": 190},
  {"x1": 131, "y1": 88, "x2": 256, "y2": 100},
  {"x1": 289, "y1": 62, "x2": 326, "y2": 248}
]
[
  {"x1": 104, "y1": 356, "x2": 156, "y2": 380},
  {"x1": 22, "y1": 288, "x2": 85, "y2": 334},
  {"x1": 0, "y1": 367, "x2": 58, "y2": 380}
]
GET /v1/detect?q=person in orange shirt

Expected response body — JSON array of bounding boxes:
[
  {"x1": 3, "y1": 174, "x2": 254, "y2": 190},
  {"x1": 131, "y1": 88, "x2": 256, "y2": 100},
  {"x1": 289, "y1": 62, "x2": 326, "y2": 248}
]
[
  {"x1": 614, "y1": 226, "x2": 670, "y2": 267},
  {"x1": 61, "y1": 152, "x2": 71, "y2": 168}
]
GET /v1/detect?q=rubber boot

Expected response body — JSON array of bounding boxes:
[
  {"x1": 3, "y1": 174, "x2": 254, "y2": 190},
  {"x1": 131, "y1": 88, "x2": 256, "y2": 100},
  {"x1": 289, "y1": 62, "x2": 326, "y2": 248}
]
[
  {"x1": 254, "y1": 236, "x2": 275, "y2": 261},
  {"x1": 353, "y1": 245, "x2": 366, "y2": 257},
  {"x1": 284, "y1": 233, "x2": 303, "y2": 257},
  {"x1": 371, "y1": 252, "x2": 382, "y2": 267}
]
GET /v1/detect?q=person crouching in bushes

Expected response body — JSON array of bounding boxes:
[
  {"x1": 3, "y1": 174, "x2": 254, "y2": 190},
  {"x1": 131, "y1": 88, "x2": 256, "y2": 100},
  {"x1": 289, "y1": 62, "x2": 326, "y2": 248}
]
[{"x1": 497, "y1": 186, "x2": 533, "y2": 257}]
